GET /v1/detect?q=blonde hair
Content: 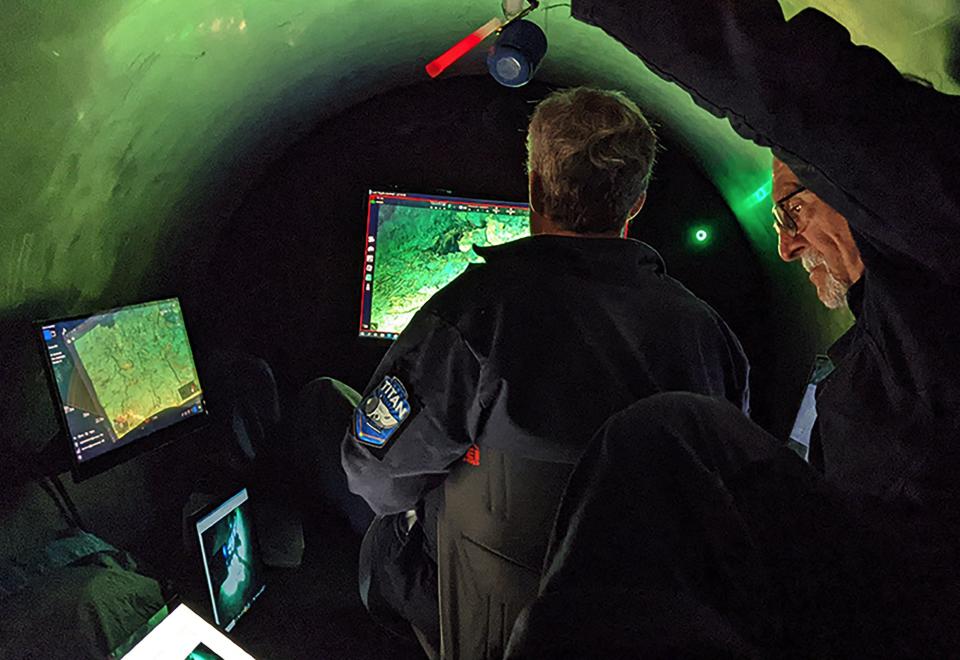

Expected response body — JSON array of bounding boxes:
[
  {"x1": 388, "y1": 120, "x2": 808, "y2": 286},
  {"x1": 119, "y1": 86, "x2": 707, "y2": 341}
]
[{"x1": 527, "y1": 88, "x2": 657, "y2": 233}]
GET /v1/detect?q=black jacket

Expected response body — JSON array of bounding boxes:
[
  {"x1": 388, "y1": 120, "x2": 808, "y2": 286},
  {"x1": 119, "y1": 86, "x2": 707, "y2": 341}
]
[
  {"x1": 344, "y1": 235, "x2": 749, "y2": 657},
  {"x1": 572, "y1": 0, "x2": 960, "y2": 502},
  {"x1": 343, "y1": 235, "x2": 750, "y2": 533}
]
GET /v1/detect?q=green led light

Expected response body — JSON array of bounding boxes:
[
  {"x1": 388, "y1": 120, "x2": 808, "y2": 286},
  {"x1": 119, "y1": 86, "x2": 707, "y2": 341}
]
[
  {"x1": 749, "y1": 180, "x2": 773, "y2": 206},
  {"x1": 688, "y1": 225, "x2": 713, "y2": 249}
]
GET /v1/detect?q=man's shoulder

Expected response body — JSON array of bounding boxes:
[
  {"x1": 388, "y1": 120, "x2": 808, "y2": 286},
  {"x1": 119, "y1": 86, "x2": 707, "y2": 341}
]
[
  {"x1": 421, "y1": 259, "x2": 514, "y2": 320},
  {"x1": 651, "y1": 273, "x2": 739, "y2": 337}
]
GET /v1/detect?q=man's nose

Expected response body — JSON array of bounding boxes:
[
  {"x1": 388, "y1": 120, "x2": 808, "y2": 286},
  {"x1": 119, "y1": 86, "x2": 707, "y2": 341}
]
[{"x1": 778, "y1": 230, "x2": 806, "y2": 262}]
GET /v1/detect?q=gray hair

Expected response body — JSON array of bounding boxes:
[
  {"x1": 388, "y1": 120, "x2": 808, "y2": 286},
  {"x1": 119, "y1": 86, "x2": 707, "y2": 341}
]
[{"x1": 527, "y1": 88, "x2": 657, "y2": 233}]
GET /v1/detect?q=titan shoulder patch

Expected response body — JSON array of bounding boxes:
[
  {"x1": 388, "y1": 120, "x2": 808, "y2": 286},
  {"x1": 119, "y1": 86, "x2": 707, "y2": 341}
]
[{"x1": 354, "y1": 375, "x2": 412, "y2": 449}]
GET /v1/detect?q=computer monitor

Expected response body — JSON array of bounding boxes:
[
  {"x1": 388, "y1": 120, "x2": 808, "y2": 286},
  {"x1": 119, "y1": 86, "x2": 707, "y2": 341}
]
[
  {"x1": 36, "y1": 298, "x2": 208, "y2": 480},
  {"x1": 196, "y1": 488, "x2": 266, "y2": 632},
  {"x1": 121, "y1": 603, "x2": 255, "y2": 660},
  {"x1": 358, "y1": 189, "x2": 530, "y2": 340}
]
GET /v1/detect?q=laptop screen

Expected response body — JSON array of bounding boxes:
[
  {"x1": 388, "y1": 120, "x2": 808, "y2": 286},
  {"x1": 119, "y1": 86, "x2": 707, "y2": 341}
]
[{"x1": 195, "y1": 489, "x2": 266, "y2": 631}]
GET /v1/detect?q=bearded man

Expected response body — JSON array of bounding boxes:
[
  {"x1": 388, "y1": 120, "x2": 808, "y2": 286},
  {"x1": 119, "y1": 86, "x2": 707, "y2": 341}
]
[{"x1": 506, "y1": 1, "x2": 960, "y2": 657}]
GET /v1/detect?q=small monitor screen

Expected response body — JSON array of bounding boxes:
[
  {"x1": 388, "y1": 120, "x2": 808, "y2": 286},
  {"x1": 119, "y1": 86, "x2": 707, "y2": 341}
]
[
  {"x1": 196, "y1": 489, "x2": 265, "y2": 632},
  {"x1": 37, "y1": 298, "x2": 206, "y2": 470},
  {"x1": 359, "y1": 190, "x2": 530, "y2": 340}
]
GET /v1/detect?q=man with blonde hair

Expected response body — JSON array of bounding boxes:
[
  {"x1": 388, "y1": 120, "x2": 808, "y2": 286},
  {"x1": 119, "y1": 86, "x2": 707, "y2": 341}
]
[
  {"x1": 525, "y1": 87, "x2": 656, "y2": 236},
  {"x1": 342, "y1": 87, "x2": 750, "y2": 656}
]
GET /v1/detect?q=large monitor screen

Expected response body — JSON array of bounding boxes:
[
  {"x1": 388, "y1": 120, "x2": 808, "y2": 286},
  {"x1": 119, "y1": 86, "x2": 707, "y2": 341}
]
[
  {"x1": 358, "y1": 190, "x2": 530, "y2": 340},
  {"x1": 37, "y1": 298, "x2": 207, "y2": 477},
  {"x1": 196, "y1": 488, "x2": 265, "y2": 632}
]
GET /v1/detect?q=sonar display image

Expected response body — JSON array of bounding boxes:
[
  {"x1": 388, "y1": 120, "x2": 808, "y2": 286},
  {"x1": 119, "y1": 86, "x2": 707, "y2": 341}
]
[
  {"x1": 40, "y1": 298, "x2": 205, "y2": 464},
  {"x1": 198, "y1": 490, "x2": 265, "y2": 632},
  {"x1": 361, "y1": 192, "x2": 530, "y2": 339},
  {"x1": 68, "y1": 302, "x2": 200, "y2": 439}
]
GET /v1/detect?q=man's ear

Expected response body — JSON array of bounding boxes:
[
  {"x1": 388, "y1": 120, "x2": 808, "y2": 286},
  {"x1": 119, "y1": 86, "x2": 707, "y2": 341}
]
[{"x1": 529, "y1": 171, "x2": 545, "y2": 215}]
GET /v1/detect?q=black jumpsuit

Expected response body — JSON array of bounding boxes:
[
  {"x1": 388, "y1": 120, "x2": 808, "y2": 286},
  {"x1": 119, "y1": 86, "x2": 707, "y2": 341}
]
[{"x1": 342, "y1": 235, "x2": 750, "y2": 650}]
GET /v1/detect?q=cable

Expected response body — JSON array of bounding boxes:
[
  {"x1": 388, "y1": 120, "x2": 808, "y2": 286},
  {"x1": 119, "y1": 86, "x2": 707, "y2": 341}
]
[
  {"x1": 50, "y1": 474, "x2": 87, "y2": 531},
  {"x1": 31, "y1": 430, "x2": 88, "y2": 531},
  {"x1": 539, "y1": 0, "x2": 571, "y2": 36},
  {"x1": 37, "y1": 477, "x2": 75, "y2": 529}
]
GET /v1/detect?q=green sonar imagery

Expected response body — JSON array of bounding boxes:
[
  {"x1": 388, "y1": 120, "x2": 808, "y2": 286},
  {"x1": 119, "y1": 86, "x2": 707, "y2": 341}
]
[
  {"x1": 67, "y1": 302, "x2": 201, "y2": 440},
  {"x1": 371, "y1": 204, "x2": 529, "y2": 334},
  {"x1": 205, "y1": 506, "x2": 259, "y2": 628}
]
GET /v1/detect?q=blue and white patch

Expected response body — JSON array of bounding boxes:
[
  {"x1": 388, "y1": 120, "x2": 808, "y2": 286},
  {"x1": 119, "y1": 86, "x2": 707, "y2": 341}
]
[{"x1": 354, "y1": 375, "x2": 412, "y2": 449}]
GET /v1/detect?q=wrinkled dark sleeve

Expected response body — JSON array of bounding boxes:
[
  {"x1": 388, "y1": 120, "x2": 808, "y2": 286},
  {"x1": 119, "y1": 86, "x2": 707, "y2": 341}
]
[
  {"x1": 719, "y1": 314, "x2": 751, "y2": 418},
  {"x1": 341, "y1": 308, "x2": 482, "y2": 515},
  {"x1": 572, "y1": 0, "x2": 960, "y2": 284}
]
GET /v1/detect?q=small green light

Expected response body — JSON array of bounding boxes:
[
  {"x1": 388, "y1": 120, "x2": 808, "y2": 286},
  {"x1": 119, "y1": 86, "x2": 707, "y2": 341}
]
[
  {"x1": 749, "y1": 180, "x2": 773, "y2": 206},
  {"x1": 688, "y1": 225, "x2": 713, "y2": 249}
]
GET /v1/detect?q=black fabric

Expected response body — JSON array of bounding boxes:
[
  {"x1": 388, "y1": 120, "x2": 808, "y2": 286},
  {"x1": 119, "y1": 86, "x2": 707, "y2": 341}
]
[
  {"x1": 816, "y1": 260, "x2": 960, "y2": 503},
  {"x1": 506, "y1": 394, "x2": 960, "y2": 658},
  {"x1": 570, "y1": 0, "x2": 960, "y2": 504},
  {"x1": 202, "y1": 350, "x2": 282, "y2": 467},
  {"x1": 342, "y1": 235, "x2": 751, "y2": 654},
  {"x1": 343, "y1": 235, "x2": 749, "y2": 513},
  {"x1": 358, "y1": 512, "x2": 441, "y2": 650},
  {"x1": 292, "y1": 378, "x2": 373, "y2": 537},
  {"x1": 437, "y1": 446, "x2": 575, "y2": 659}
]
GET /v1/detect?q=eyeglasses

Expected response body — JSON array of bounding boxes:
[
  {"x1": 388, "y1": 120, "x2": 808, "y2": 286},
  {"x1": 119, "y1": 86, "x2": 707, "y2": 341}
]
[{"x1": 772, "y1": 186, "x2": 809, "y2": 237}]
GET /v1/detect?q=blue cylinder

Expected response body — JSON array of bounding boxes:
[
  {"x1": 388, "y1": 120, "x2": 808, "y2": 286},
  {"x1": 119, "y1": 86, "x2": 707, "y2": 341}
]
[{"x1": 487, "y1": 20, "x2": 548, "y2": 88}]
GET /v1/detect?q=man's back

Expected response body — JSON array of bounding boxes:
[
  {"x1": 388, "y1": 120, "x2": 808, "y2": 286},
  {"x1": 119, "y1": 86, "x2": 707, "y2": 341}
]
[
  {"x1": 436, "y1": 235, "x2": 748, "y2": 462},
  {"x1": 343, "y1": 234, "x2": 749, "y2": 518},
  {"x1": 425, "y1": 234, "x2": 749, "y2": 658}
]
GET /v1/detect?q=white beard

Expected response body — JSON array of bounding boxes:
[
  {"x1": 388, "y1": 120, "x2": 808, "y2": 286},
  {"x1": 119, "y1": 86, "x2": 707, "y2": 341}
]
[{"x1": 802, "y1": 250, "x2": 849, "y2": 310}]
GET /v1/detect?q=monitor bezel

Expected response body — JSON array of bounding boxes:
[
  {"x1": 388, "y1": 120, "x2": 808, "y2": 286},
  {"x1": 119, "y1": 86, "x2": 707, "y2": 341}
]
[
  {"x1": 34, "y1": 296, "x2": 210, "y2": 483},
  {"x1": 358, "y1": 187, "x2": 530, "y2": 341}
]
